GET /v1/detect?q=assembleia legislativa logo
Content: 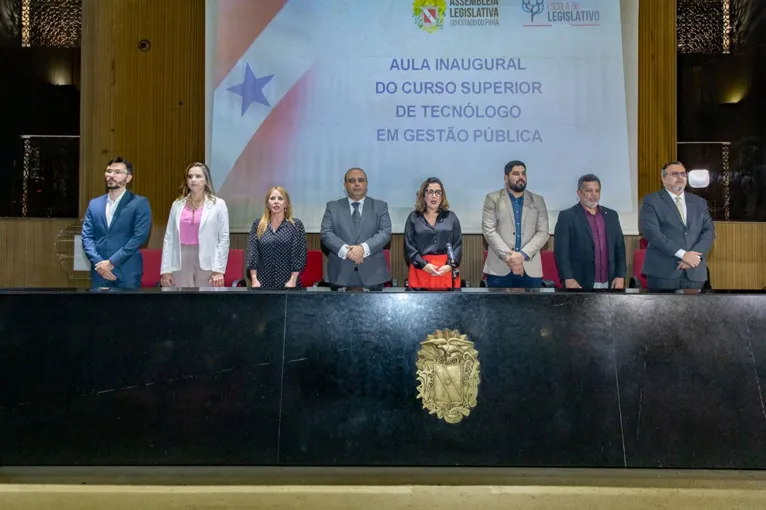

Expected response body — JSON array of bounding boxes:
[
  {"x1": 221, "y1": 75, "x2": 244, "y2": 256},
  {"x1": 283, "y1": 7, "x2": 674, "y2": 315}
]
[{"x1": 413, "y1": 0, "x2": 446, "y2": 33}]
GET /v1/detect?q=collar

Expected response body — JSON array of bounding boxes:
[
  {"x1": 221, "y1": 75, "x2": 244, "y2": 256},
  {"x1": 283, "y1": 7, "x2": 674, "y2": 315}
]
[
  {"x1": 666, "y1": 189, "x2": 685, "y2": 201},
  {"x1": 580, "y1": 202, "x2": 601, "y2": 216},
  {"x1": 107, "y1": 189, "x2": 127, "y2": 204},
  {"x1": 348, "y1": 196, "x2": 366, "y2": 206}
]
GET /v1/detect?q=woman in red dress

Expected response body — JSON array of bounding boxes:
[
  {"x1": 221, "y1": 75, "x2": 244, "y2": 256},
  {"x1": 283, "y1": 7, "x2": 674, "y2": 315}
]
[{"x1": 404, "y1": 177, "x2": 462, "y2": 289}]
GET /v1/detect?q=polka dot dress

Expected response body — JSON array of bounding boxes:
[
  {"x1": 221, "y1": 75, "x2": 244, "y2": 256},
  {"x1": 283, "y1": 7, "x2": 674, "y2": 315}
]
[{"x1": 246, "y1": 218, "x2": 307, "y2": 288}]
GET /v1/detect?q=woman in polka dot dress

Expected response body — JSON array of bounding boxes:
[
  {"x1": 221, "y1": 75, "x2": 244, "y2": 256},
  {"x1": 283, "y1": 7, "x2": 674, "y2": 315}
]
[{"x1": 246, "y1": 186, "x2": 307, "y2": 288}]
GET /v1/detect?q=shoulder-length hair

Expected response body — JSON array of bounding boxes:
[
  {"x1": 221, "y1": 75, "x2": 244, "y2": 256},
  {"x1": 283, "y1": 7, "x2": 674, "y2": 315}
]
[
  {"x1": 414, "y1": 177, "x2": 450, "y2": 214},
  {"x1": 257, "y1": 186, "x2": 294, "y2": 238},
  {"x1": 178, "y1": 162, "x2": 217, "y2": 202}
]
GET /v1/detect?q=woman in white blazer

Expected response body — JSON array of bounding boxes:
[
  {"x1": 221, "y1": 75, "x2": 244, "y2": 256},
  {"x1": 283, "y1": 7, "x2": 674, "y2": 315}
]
[{"x1": 160, "y1": 162, "x2": 230, "y2": 287}]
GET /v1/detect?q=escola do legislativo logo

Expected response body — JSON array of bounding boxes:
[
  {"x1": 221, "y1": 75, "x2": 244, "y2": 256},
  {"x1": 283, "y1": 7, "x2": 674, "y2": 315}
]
[
  {"x1": 413, "y1": 0, "x2": 446, "y2": 33},
  {"x1": 522, "y1": 0, "x2": 544, "y2": 22}
]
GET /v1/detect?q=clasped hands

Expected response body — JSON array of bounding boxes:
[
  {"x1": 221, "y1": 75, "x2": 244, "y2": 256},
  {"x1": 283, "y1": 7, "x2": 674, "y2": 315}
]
[
  {"x1": 423, "y1": 263, "x2": 453, "y2": 276},
  {"x1": 346, "y1": 245, "x2": 365, "y2": 264},
  {"x1": 677, "y1": 251, "x2": 703, "y2": 271},
  {"x1": 95, "y1": 260, "x2": 116, "y2": 281},
  {"x1": 504, "y1": 251, "x2": 525, "y2": 276}
]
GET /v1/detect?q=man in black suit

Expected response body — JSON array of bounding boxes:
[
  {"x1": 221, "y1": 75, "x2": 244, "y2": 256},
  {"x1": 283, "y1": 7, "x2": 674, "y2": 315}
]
[
  {"x1": 638, "y1": 161, "x2": 715, "y2": 289},
  {"x1": 554, "y1": 174, "x2": 626, "y2": 289}
]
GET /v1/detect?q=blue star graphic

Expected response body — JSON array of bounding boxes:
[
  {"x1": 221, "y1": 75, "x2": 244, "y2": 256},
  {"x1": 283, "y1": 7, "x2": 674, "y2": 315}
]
[{"x1": 227, "y1": 63, "x2": 274, "y2": 116}]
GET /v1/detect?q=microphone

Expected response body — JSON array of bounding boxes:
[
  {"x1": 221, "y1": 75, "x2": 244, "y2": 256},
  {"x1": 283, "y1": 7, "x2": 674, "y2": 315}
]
[{"x1": 446, "y1": 243, "x2": 456, "y2": 265}]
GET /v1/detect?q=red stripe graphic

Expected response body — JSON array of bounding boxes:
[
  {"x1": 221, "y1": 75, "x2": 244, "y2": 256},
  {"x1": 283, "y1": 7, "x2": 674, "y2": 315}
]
[{"x1": 214, "y1": 0, "x2": 288, "y2": 89}]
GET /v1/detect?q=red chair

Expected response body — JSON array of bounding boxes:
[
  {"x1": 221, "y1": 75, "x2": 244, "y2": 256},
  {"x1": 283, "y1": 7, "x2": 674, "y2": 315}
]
[
  {"x1": 140, "y1": 248, "x2": 244, "y2": 287},
  {"x1": 630, "y1": 249, "x2": 648, "y2": 289},
  {"x1": 540, "y1": 250, "x2": 561, "y2": 288},
  {"x1": 140, "y1": 249, "x2": 162, "y2": 287},
  {"x1": 300, "y1": 250, "x2": 324, "y2": 287}
]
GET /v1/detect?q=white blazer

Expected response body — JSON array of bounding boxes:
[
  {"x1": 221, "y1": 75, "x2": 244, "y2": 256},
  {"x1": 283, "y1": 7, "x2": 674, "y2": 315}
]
[{"x1": 160, "y1": 196, "x2": 230, "y2": 274}]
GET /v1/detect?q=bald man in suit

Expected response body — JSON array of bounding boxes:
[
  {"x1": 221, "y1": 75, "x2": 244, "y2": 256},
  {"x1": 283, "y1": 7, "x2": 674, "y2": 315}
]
[{"x1": 320, "y1": 168, "x2": 392, "y2": 290}]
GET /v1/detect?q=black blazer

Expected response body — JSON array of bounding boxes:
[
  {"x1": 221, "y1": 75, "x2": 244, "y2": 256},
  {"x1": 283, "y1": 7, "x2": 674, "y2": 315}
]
[{"x1": 553, "y1": 203, "x2": 626, "y2": 288}]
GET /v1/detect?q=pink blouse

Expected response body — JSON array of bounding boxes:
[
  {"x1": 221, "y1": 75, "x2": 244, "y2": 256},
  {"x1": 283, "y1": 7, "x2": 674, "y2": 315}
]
[{"x1": 179, "y1": 203, "x2": 201, "y2": 245}]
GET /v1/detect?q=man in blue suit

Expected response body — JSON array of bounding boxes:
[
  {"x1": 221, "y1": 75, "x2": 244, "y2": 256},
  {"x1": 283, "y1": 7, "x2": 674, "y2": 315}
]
[{"x1": 81, "y1": 157, "x2": 152, "y2": 289}]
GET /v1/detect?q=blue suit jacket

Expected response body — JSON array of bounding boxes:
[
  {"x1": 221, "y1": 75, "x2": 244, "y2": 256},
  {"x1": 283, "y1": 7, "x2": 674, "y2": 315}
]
[{"x1": 81, "y1": 191, "x2": 152, "y2": 287}]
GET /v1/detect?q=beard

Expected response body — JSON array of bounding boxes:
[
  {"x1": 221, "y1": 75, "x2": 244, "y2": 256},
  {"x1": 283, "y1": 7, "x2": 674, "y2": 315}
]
[{"x1": 509, "y1": 180, "x2": 526, "y2": 193}]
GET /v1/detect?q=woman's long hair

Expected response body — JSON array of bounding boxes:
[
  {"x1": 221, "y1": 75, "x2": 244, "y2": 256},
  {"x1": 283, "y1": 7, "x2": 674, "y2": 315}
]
[
  {"x1": 415, "y1": 177, "x2": 450, "y2": 214},
  {"x1": 257, "y1": 186, "x2": 294, "y2": 238},
  {"x1": 178, "y1": 162, "x2": 216, "y2": 202}
]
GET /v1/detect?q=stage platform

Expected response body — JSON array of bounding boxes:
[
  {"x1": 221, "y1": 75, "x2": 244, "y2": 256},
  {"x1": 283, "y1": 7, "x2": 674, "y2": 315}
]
[{"x1": 1, "y1": 288, "x2": 764, "y2": 469}]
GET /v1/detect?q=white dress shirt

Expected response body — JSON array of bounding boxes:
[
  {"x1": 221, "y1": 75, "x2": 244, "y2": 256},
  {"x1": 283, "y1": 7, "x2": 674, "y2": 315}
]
[
  {"x1": 106, "y1": 189, "x2": 127, "y2": 228},
  {"x1": 667, "y1": 190, "x2": 687, "y2": 259},
  {"x1": 339, "y1": 196, "x2": 371, "y2": 259}
]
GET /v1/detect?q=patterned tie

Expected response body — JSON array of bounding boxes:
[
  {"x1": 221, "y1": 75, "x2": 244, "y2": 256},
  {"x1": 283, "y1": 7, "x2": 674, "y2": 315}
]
[
  {"x1": 352, "y1": 202, "x2": 361, "y2": 229},
  {"x1": 675, "y1": 195, "x2": 685, "y2": 224}
]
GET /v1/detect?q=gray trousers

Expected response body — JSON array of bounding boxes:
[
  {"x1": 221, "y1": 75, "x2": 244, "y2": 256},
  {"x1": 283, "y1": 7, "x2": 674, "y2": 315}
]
[
  {"x1": 172, "y1": 244, "x2": 213, "y2": 287},
  {"x1": 647, "y1": 273, "x2": 704, "y2": 290}
]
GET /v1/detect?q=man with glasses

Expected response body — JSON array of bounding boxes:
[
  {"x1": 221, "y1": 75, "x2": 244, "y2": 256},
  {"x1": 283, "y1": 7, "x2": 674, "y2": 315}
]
[
  {"x1": 638, "y1": 161, "x2": 715, "y2": 290},
  {"x1": 320, "y1": 167, "x2": 392, "y2": 290},
  {"x1": 81, "y1": 157, "x2": 152, "y2": 289}
]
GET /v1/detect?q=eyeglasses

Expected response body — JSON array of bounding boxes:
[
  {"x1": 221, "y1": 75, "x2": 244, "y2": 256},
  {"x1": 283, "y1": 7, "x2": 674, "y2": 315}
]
[
  {"x1": 425, "y1": 189, "x2": 443, "y2": 197},
  {"x1": 105, "y1": 169, "x2": 127, "y2": 176},
  {"x1": 667, "y1": 172, "x2": 687, "y2": 178}
]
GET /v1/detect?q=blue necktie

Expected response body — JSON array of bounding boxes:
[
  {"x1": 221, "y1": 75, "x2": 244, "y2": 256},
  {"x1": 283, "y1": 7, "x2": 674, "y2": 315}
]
[{"x1": 352, "y1": 202, "x2": 361, "y2": 229}]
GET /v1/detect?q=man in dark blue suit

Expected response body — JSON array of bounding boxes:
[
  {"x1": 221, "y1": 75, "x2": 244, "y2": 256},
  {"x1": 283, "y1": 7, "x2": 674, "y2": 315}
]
[
  {"x1": 554, "y1": 174, "x2": 626, "y2": 289},
  {"x1": 638, "y1": 161, "x2": 715, "y2": 289},
  {"x1": 81, "y1": 157, "x2": 152, "y2": 289}
]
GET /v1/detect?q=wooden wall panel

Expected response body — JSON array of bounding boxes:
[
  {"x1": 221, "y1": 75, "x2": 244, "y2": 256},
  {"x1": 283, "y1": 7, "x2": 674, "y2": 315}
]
[
  {"x1": 637, "y1": 0, "x2": 677, "y2": 199},
  {"x1": 0, "y1": 219, "x2": 81, "y2": 287}
]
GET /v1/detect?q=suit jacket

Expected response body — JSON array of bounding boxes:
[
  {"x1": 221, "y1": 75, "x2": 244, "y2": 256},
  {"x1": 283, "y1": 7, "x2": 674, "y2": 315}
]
[
  {"x1": 482, "y1": 189, "x2": 550, "y2": 277},
  {"x1": 553, "y1": 203, "x2": 626, "y2": 288},
  {"x1": 638, "y1": 189, "x2": 715, "y2": 281},
  {"x1": 160, "y1": 196, "x2": 230, "y2": 275},
  {"x1": 320, "y1": 197, "x2": 392, "y2": 286},
  {"x1": 81, "y1": 191, "x2": 152, "y2": 286}
]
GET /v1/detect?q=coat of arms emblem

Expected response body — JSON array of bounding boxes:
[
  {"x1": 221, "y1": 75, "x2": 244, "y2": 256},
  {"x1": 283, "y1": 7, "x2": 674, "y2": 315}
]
[{"x1": 416, "y1": 329, "x2": 480, "y2": 424}]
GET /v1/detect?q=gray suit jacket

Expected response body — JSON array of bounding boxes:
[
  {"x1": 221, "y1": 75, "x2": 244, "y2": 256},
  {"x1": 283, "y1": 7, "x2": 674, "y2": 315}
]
[
  {"x1": 320, "y1": 197, "x2": 392, "y2": 286},
  {"x1": 482, "y1": 189, "x2": 550, "y2": 277},
  {"x1": 638, "y1": 189, "x2": 715, "y2": 281}
]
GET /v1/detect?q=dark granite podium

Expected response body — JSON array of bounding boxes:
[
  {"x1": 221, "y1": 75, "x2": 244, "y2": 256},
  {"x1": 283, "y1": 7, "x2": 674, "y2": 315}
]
[{"x1": 1, "y1": 288, "x2": 765, "y2": 468}]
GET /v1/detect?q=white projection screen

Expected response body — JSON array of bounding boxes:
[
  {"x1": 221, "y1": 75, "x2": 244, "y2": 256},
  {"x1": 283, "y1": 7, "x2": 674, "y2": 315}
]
[{"x1": 205, "y1": 0, "x2": 639, "y2": 234}]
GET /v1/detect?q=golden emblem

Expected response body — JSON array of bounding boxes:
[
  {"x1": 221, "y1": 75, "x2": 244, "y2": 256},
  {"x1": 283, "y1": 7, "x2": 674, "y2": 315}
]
[{"x1": 416, "y1": 329, "x2": 480, "y2": 424}]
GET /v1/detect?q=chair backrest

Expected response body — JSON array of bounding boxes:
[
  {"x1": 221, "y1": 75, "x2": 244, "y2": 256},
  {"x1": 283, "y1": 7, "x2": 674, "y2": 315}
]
[
  {"x1": 300, "y1": 250, "x2": 324, "y2": 287},
  {"x1": 140, "y1": 248, "x2": 162, "y2": 287},
  {"x1": 540, "y1": 250, "x2": 562, "y2": 288},
  {"x1": 633, "y1": 249, "x2": 647, "y2": 288},
  {"x1": 383, "y1": 249, "x2": 393, "y2": 286},
  {"x1": 639, "y1": 238, "x2": 648, "y2": 249},
  {"x1": 223, "y1": 249, "x2": 244, "y2": 286}
]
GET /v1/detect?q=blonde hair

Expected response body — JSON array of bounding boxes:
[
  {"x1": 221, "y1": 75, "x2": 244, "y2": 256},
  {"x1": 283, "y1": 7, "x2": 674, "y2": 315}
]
[
  {"x1": 257, "y1": 186, "x2": 294, "y2": 238},
  {"x1": 178, "y1": 162, "x2": 216, "y2": 202},
  {"x1": 414, "y1": 177, "x2": 450, "y2": 214}
]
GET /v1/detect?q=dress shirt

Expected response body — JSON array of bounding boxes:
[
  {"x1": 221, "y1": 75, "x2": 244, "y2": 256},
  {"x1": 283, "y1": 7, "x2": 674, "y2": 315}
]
[
  {"x1": 507, "y1": 190, "x2": 529, "y2": 260},
  {"x1": 667, "y1": 190, "x2": 688, "y2": 259},
  {"x1": 582, "y1": 204, "x2": 608, "y2": 283},
  {"x1": 339, "y1": 196, "x2": 371, "y2": 259},
  {"x1": 404, "y1": 210, "x2": 462, "y2": 269},
  {"x1": 106, "y1": 189, "x2": 127, "y2": 228}
]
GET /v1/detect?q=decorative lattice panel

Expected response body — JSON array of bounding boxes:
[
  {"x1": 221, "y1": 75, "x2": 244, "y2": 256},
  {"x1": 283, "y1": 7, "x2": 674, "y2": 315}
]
[
  {"x1": 23, "y1": 0, "x2": 81, "y2": 48},
  {"x1": 677, "y1": 0, "x2": 727, "y2": 54},
  {"x1": 19, "y1": 136, "x2": 79, "y2": 218}
]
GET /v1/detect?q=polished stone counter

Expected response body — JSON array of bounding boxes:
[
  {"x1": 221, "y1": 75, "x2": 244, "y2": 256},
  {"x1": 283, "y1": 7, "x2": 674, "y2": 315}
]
[{"x1": 1, "y1": 288, "x2": 765, "y2": 468}]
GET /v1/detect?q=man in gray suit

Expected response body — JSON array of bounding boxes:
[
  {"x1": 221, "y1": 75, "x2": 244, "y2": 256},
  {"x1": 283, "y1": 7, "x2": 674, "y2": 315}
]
[
  {"x1": 320, "y1": 168, "x2": 392, "y2": 290},
  {"x1": 638, "y1": 161, "x2": 715, "y2": 289}
]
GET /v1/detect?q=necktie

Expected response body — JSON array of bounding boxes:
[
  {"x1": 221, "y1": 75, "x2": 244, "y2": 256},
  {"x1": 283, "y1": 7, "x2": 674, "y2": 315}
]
[
  {"x1": 675, "y1": 196, "x2": 685, "y2": 224},
  {"x1": 352, "y1": 202, "x2": 361, "y2": 229}
]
